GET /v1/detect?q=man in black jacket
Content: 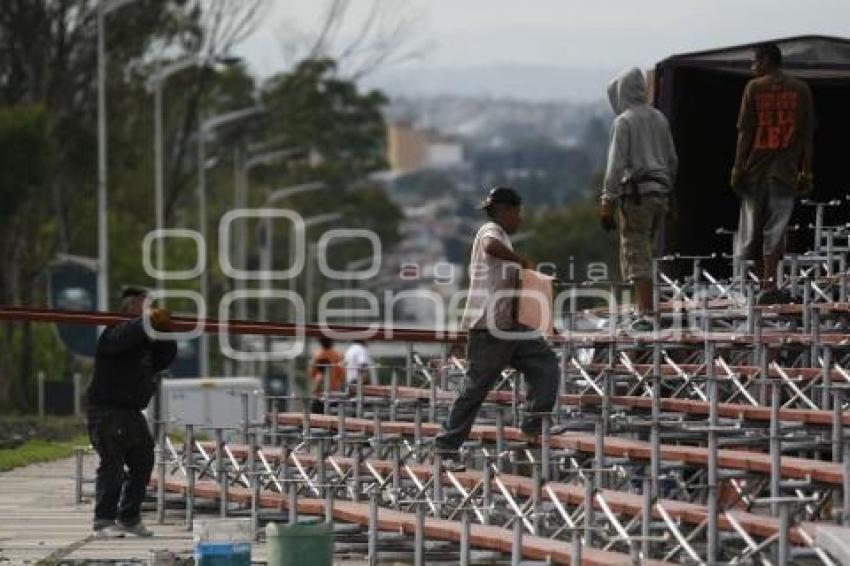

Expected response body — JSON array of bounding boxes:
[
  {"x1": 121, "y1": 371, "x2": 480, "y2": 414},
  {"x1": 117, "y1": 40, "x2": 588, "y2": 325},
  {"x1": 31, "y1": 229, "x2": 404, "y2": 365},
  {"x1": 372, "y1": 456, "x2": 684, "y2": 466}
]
[{"x1": 86, "y1": 288, "x2": 177, "y2": 537}]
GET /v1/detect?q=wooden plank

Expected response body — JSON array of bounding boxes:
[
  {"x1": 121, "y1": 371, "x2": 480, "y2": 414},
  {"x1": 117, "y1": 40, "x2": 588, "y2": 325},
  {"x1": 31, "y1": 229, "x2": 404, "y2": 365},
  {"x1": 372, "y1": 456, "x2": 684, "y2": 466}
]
[
  {"x1": 152, "y1": 477, "x2": 674, "y2": 566},
  {"x1": 272, "y1": 412, "x2": 845, "y2": 485},
  {"x1": 210, "y1": 444, "x2": 812, "y2": 546},
  {"x1": 362, "y1": 384, "x2": 846, "y2": 426}
]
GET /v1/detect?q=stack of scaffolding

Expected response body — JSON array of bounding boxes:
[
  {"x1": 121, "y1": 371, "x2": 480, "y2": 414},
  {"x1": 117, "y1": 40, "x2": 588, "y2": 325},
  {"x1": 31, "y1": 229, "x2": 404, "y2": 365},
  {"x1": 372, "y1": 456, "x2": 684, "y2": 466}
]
[{"x1": 75, "y1": 203, "x2": 850, "y2": 565}]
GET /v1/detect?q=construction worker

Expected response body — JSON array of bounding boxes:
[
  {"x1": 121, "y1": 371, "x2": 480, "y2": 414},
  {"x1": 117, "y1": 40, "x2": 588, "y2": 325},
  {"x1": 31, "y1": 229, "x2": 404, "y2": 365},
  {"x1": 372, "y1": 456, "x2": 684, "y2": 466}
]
[
  {"x1": 435, "y1": 187, "x2": 560, "y2": 471},
  {"x1": 731, "y1": 42, "x2": 815, "y2": 304},
  {"x1": 600, "y1": 67, "x2": 678, "y2": 331},
  {"x1": 308, "y1": 336, "x2": 345, "y2": 413},
  {"x1": 86, "y1": 288, "x2": 176, "y2": 538}
]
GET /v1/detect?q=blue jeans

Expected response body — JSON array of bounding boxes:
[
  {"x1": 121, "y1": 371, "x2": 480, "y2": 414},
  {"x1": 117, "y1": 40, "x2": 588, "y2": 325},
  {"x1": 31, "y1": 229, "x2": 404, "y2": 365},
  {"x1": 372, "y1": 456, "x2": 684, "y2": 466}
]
[{"x1": 435, "y1": 328, "x2": 558, "y2": 452}]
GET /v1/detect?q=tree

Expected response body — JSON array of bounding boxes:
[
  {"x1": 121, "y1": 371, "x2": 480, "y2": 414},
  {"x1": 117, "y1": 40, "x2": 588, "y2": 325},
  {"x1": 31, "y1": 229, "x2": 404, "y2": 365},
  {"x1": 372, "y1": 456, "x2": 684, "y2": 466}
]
[
  {"x1": 0, "y1": 0, "x2": 265, "y2": 410},
  {"x1": 261, "y1": 58, "x2": 388, "y2": 184},
  {"x1": 520, "y1": 197, "x2": 618, "y2": 286},
  {"x1": 0, "y1": 104, "x2": 54, "y2": 408},
  {"x1": 244, "y1": 59, "x2": 403, "y2": 319},
  {"x1": 275, "y1": 0, "x2": 427, "y2": 79}
]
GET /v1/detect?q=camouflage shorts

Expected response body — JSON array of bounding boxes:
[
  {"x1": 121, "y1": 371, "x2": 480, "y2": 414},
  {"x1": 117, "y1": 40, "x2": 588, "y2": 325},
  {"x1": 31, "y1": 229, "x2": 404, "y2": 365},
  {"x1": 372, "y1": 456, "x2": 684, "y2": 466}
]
[{"x1": 617, "y1": 194, "x2": 668, "y2": 280}]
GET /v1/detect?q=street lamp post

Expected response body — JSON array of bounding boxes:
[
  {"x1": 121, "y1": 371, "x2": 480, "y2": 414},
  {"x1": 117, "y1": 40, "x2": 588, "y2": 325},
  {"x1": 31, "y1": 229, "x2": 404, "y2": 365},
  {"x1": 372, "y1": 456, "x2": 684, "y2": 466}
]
[
  {"x1": 344, "y1": 256, "x2": 375, "y2": 324},
  {"x1": 291, "y1": 213, "x2": 342, "y2": 318},
  {"x1": 259, "y1": 182, "x2": 326, "y2": 322},
  {"x1": 147, "y1": 55, "x2": 202, "y2": 291},
  {"x1": 236, "y1": 147, "x2": 308, "y2": 318},
  {"x1": 97, "y1": 0, "x2": 140, "y2": 318},
  {"x1": 230, "y1": 147, "x2": 308, "y2": 376},
  {"x1": 250, "y1": 183, "x2": 327, "y2": 382},
  {"x1": 282, "y1": 212, "x2": 340, "y2": 399},
  {"x1": 305, "y1": 234, "x2": 359, "y2": 325},
  {"x1": 197, "y1": 106, "x2": 265, "y2": 377}
]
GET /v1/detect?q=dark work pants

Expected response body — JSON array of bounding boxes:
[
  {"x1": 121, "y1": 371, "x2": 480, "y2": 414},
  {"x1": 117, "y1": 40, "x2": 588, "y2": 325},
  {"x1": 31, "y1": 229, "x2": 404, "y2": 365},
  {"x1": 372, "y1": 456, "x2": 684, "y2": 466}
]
[
  {"x1": 435, "y1": 328, "x2": 559, "y2": 452},
  {"x1": 87, "y1": 408, "x2": 154, "y2": 528}
]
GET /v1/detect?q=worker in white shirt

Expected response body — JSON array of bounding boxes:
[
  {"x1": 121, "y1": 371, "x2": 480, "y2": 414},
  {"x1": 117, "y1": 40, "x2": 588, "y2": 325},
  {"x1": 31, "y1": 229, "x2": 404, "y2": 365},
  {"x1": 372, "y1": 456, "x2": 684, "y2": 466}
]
[{"x1": 344, "y1": 340, "x2": 375, "y2": 386}]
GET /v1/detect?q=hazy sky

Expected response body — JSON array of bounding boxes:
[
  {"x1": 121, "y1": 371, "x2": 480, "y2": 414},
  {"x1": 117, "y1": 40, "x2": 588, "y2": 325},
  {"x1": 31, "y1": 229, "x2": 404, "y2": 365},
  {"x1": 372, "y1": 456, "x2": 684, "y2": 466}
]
[{"x1": 237, "y1": 0, "x2": 850, "y2": 76}]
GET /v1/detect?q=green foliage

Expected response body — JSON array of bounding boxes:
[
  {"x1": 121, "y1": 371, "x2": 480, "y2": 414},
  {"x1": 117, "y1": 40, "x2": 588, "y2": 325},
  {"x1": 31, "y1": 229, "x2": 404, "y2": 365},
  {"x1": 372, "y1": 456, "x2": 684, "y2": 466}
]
[
  {"x1": 0, "y1": 104, "x2": 49, "y2": 226},
  {"x1": 0, "y1": 1, "x2": 403, "y2": 405},
  {"x1": 262, "y1": 59, "x2": 388, "y2": 184},
  {"x1": 0, "y1": 434, "x2": 89, "y2": 472},
  {"x1": 472, "y1": 138, "x2": 594, "y2": 208},
  {"x1": 520, "y1": 197, "x2": 619, "y2": 284}
]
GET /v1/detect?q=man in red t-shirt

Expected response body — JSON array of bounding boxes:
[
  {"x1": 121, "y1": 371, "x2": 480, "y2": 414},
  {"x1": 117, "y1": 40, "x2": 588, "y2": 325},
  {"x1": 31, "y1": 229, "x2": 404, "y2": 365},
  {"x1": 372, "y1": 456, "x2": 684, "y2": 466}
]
[{"x1": 731, "y1": 42, "x2": 815, "y2": 304}]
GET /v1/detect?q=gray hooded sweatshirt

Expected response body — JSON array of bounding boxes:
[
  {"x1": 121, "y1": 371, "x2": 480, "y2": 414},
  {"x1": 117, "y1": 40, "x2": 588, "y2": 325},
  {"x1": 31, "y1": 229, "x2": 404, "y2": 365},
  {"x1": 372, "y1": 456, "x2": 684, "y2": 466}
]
[{"x1": 602, "y1": 67, "x2": 678, "y2": 202}]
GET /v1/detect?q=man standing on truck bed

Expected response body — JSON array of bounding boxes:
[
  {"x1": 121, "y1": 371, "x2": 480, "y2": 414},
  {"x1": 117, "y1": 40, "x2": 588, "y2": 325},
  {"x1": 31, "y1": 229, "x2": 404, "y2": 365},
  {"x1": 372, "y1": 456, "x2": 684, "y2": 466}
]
[
  {"x1": 731, "y1": 42, "x2": 815, "y2": 304},
  {"x1": 600, "y1": 66, "x2": 678, "y2": 331}
]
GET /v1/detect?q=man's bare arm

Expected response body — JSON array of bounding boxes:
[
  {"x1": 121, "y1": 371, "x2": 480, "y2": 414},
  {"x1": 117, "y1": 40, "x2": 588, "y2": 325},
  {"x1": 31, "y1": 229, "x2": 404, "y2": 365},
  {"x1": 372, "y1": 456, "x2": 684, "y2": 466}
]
[
  {"x1": 733, "y1": 131, "x2": 753, "y2": 172},
  {"x1": 800, "y1": 86, "x2": 815, "y2": 174},
  {"x1": 731, "y1": 84, "x2": 754, "y2": 187},
  {"x1": 483, "y1": 237, "x2": 532, "y2": 269}
]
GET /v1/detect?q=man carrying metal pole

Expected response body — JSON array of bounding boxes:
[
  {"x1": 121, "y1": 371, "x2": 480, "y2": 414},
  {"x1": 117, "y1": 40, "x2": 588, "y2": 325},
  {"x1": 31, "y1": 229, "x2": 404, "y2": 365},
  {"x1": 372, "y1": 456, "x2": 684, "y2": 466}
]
[{"x1": 86, "y1": 288, "x2": 176, "y2": 537}]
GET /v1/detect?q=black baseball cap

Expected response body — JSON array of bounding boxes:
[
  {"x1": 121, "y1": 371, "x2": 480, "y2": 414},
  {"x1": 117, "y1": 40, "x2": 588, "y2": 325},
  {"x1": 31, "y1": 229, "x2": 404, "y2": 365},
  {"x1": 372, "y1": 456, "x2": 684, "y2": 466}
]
[
  {"x1": 121, "y1": 286, "x2": 149, "y2": 299},
  {"x1": 478, "y1": 186, "x2": 522, "y2": 209}
]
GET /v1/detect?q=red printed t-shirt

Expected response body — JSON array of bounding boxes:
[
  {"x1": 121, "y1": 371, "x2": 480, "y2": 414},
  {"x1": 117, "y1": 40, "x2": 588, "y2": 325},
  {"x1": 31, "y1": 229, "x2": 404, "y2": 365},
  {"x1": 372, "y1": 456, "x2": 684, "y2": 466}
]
[{"x1": 737, "y1": 71, "x2": 815, "y2": 187}]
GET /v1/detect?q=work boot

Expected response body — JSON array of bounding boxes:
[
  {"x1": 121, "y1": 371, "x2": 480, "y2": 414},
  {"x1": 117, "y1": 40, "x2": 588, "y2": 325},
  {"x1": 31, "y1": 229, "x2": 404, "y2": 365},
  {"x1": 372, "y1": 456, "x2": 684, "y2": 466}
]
[
  {"x1": 756, "y1": 288, "x2": 782, "y2": 305},
  {"x1": 92, "y1": 523, "x2": 125, "y2": 539},
  {"x1": 440, "y1": 457, "x2": 466, "y2": 473},
  {"x1": 115, "y1": 521, "x2": 154, "y2": 537},
  {"x1": 522, "y1": 422, "x2": 569, "y2": 441},
  {"x1": 434, "y1": 446, "x2": 466, "y2": 472}
]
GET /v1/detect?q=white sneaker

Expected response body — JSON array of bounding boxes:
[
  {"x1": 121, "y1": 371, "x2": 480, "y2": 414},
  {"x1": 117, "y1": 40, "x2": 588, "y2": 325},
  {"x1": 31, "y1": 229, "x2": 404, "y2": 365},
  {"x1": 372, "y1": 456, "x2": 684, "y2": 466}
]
[
  {"x1": 115, "y1": 521, "x2": 154, "y2": 537},
  {"x1": 93, "y1": 525, "x2": 125, "y2": 538}
]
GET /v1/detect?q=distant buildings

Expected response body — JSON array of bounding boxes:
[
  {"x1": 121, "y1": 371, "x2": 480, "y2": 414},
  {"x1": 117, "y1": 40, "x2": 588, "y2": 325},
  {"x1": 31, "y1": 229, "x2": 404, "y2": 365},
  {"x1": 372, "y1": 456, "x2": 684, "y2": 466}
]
[{"x1": 386, "y1": 120, "x2": 464, "y2": 173}]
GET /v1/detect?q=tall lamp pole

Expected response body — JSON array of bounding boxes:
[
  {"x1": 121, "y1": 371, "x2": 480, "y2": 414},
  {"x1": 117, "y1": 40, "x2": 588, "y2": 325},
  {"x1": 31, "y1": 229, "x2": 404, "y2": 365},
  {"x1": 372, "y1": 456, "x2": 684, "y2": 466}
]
[
  {"x1": 97, "y1": 0, "x2": 139, "y2": 316},
  {"x1": 147, "y1": 55, "x2": 201, "y2": 291},
  {"x1": 198, "y1": 105, "x2": 265, "y2": 377},
  {"x1": 230, "y1": 147, "x2": 308, "y2": 376}
]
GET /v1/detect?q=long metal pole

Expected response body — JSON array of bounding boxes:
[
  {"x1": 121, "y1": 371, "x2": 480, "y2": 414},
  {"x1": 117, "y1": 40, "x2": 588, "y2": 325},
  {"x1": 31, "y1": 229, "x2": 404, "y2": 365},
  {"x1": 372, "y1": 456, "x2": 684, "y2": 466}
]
[
  {"x1": 197, "y1": 106, "x2": 267, "y2": 375},
  {"x1": 770, "y1": 381, "x2": 781, "y2": 516},
  {"x1": 154, "y1": 70, "x2": 164, "y2": 292},
  {"x1": 306, "y1": 242, "x2": 316, "y2": 323},
  {"x1": 706, "y1": 339, "x2": 718, "y2": 565},
  {"x1": 225, "y1": 145, "x2": 243, "y2": 377},
  {"x1": 96, "y1": 4, "x2": 109, "y2": 318},
  {"x1": 236, "y1": 146, "x2": 247, "y2": 320},
  {"x1": 197, "y1": 115, "x2": 209, "y2": 377},
  {"x1": 260, "y1": 182, "x2": 326, "y2": 328},
  {"x1": 287, "y1": 231, "x2": 297, "y2": 405}
]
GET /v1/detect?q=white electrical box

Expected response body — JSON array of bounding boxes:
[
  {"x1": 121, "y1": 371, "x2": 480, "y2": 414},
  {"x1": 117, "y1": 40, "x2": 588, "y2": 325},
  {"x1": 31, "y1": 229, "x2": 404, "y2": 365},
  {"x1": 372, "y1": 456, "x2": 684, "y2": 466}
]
[{"x1": 161, "y1": 377, "x2": 266, "y2": 429}]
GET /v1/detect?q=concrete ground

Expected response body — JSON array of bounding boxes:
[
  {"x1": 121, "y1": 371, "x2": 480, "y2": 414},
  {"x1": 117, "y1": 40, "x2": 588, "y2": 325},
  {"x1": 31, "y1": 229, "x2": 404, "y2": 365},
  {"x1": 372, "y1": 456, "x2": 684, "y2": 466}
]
[{"x1": 0, "y1": 452, "x2": 266, "y2": 564}]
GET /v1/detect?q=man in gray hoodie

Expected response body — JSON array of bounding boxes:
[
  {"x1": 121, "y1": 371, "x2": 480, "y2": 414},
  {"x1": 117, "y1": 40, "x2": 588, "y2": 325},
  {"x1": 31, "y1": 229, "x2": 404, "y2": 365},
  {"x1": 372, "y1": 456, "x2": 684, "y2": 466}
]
[{"x1": 600, "y1": 67, "x2": 678, "y2": 331}]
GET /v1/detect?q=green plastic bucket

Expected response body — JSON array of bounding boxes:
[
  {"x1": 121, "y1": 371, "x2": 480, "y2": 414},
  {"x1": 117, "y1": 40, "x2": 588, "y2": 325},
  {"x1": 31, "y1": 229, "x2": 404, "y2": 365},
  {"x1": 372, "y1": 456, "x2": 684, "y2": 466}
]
[{"x1": 266, "y1": 520, "x2": 333, "y2": 566}]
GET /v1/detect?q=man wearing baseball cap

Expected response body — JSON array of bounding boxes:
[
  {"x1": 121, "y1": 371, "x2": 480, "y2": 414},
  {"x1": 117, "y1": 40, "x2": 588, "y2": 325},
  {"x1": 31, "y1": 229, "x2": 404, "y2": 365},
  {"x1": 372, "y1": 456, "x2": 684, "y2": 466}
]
[
  {"x1": 435, "y1": 186, "x2": 560, "y2": 471},
  {"x1": 86, "y1": 288, "x2": 176, "y2": 538}
]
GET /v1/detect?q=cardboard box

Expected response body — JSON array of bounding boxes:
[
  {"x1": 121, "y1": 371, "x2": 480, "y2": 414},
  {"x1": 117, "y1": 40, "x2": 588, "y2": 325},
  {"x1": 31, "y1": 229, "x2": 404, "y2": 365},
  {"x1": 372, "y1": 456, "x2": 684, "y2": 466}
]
[{"x1": 517, "y1": 269, "x2": 555, "y2": 336}]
